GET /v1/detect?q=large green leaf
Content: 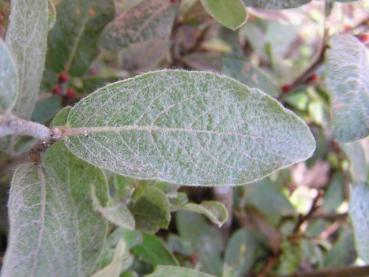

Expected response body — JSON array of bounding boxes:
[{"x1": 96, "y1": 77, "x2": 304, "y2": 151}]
[
  {"x1": 0, "y1": 39, "x2": 17, "y2": 112},
  {"x1": 2, "y1": 144, "x2": 109, "y2": 276},
  {"x1": 100, "y1": 0, "x2": 177, "y2": 50},
  {"x1": 6, "y1": 0, "x2": 48, "y2": 119},
  {"x1": 46, "y1": 0, "x2": 115, "y2": 76},
  {"x1": 201, "y1": 0, "x2": 247, "y2": 31},
  {"x1": 242, "y1": 0, "x2": 311, "y2": 9},
  {"x1": 64, "y1": 70, "x2": 315, "y2": 186},
  {"x1": 349, "y1": 182, "x2": 369, "y2": 263},
  {"x1": 326, "y1": 35, "x2": 369, "y2": 142}
]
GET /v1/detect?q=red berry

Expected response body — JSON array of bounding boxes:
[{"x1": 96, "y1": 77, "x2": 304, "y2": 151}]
[
  {"x1": 58, "y1": 72, "x2": 69, "y2": 83},
  {"x1": 307, "y1": 73, "x2": 318, "y2": 83},
  {"x1": 52, "y1": 85, "x2": 62, "y2": 95},
  {"x1": 66, "y1": 88, "x2": 76, "y2": 98},
  {"x1": 281, "y1": 84, "x2": 292, "y2": 94},
  {"x1": 189, "y1": 254, "x2": 198, "y2": 265},
  {"x1": 357, "y1": 33, "x2": 369, "y2": 44}
]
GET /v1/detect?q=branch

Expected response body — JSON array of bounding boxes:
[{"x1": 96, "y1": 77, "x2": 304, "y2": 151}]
[{"x1": 0, "y1": 113, "x2": 61, "y2": 140}]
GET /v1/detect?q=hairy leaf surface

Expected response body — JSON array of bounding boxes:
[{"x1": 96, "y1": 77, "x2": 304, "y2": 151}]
[
  {"x1": 0, "y1": 39, "x2": 17, "y2": 111},
  {"x1": 349, "y1": 182, "x2": 369, "y2": 263},
  {"x1": 100, "y1": 0, "x2": 178, "y2": 50},
  {"x1": 6, "y1": 0, "x2": 48, "y2": 119},
  {"x1": 65, "y1": 70, "x2": 315, "y2": 186},
  {"x1": 2, "y1": 143, "x2": 108, "y2": 276},
  {"x1": 326, "y1": 35, "x2": 369, "y2": 142}
]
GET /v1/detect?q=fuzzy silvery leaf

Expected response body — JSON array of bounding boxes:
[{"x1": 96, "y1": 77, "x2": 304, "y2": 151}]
[
  {"x1": 6, "y1": 0, "x2": 48, "y2": 119},
  {"x1": 100, "y1": 0, "x2": 178, "y2": 50},
  {"x1": 349, "y1": 182, "x2": 369, "y2": 263},
  {"x1": 326, "y1": 35, "x2": 369, "y2": 142},
  {"x1": 0, "y1": 39, "x2": 17, "y2": 112},
  {"x1": 2, "y1": 142, "x2": 109, "y2": 276},
  {"x1": 64, "y1": 70, "x2": 315, "y2": 186}
]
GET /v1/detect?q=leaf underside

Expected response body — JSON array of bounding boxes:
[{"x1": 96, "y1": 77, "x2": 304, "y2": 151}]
[
  {"x1": 65, "y1": 70, "x2": 315, "y2": 186},
  {"x1": 326, "y1": 35, "x2": 369, "y2": 143},
  {"x1": 2, "y1": 142, "x2": 108, "y2": 276}
]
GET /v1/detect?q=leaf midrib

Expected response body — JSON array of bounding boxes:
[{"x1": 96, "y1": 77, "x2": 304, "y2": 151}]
[{"x1": 64, "y1": 125, "x2": 260, "y2": 140}]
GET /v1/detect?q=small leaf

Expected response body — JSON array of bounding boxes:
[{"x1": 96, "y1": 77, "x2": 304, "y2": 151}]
[
  {"x1": 341, "y1": 139, "x2": 369, "y2": 183},
  {"x1": 176, "y1": 212, "x2": 223, "y2": 275},
  {"x1": 92, "y1": 240, "x2": 133, "y2": 277},
  {"x1": 46, "y1": 0, "x2": 115, "y2": 76},
  {"x1": 92, "y1": 185, "x2": 135, "y2": 230},
  {"x1": 201, "y1": 0, "x2": 247, "y2": 31},
  {"x1": 129, "y1": 185, "x2": 171, "y2": 233},
  {"x1": 65, "y1": 70, "x2": 316, "y2": 186},
  {"x1": 6, "y1": 0, "x2": 48, "y2": 119},
  {"x1": 2, "y1": 144, "x2": 109, "y2": 276},
  {"x1": 178, "y1": 201, "x2": 228, "y2": 227},
  {"x1": 131, "y1": 233, "x2": 179, "y2": 266},
  {"x1": 242, "y1": 0, "x2": 311, "y2": 9},
  {"x1": 147, "y1": 265, "x2": 216, "y2": 277},
  {"x1": 223, "y1": 229, "x2": 258, "y2": 277},
  {"x1": 0, "y1": 39, "x2": 17, "y2": 112},
  {"x1": 100, "y1": 0, "x2": 178, "y2": 50},
  {"x1": 323, "y1": 226, "x2": 356, "y2": 267},
  {"x1": 222, "y1": 56, "x2": 279, "y2": 97},
  {"x1": 326, "y1": 35, "x2": 369, "y2": 142},
  {"x1": 349, "y1": 182, "x2": 369, "y2": 263}
]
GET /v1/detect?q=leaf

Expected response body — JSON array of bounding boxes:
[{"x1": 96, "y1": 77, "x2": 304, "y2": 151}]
[
  {"x1": 31, "y1": 95, "x2": 62, "y2": 124},
  {"x1": 349, "y1": 182, "x2": 369, "y2": 263},
  {"x1": 243, "y1": 179, "x2": 295, "y2": 225},
  {"x1": 46, "y1": 0, "x2": 115, "y2": 76},
  {"x1": 6, "y1": 0, "x2": 48, "y2": 119},
  {"x1": 0, "y1": 39, "x2": 17, "y2": 112},
  {"x1": 92, "y1": 185, "x2": 135, "y2": 230},
  {"x1": 223, "y1": 229, "x2": 258, "y2": 277},
  {"x1": 100, "y1": 0, "x2": 178, "y2": 50},
  {"x1": 147, "y1": 266, "x2": 216, "y2": 277},
  {"x1": 129, "y1": 185, "x2": 170, "y2": 233},
  {"x1": 176, "y1": 212, "x2": 223, "y2": 275},
  {"x1": 131, "y1": 233, "x2": 179, "y2": 267},
  {"x1": 341, "y1": 139, "x2": 369, "y2": 183},
  {"x1": 64, "y1": 70, "x2": 316, "y2": 186},
  {"x1": 323, "y1": 226, "x2": 356, "y2": 267},
  {"x1": 92, "y1": 240, "x2": 133, "y2": 277},
  {"x1": 177, "y1": 201, "x2": 228, "y2": 227},
  {"x1": 326, "y1": 35, "x2": 369, "y2": 142},
  {"x1": 222, "y1": 55, "x2": 279, "y2": 97},
  {"x1": 242, "y1": 0, "x2": 311, "y2": 9},
  {"x1": 2, "y1": 145, "x2": 109, "y2": 276},
  {"x1": 201, "y1": 0, "x2": 247, "y2": 31}
]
